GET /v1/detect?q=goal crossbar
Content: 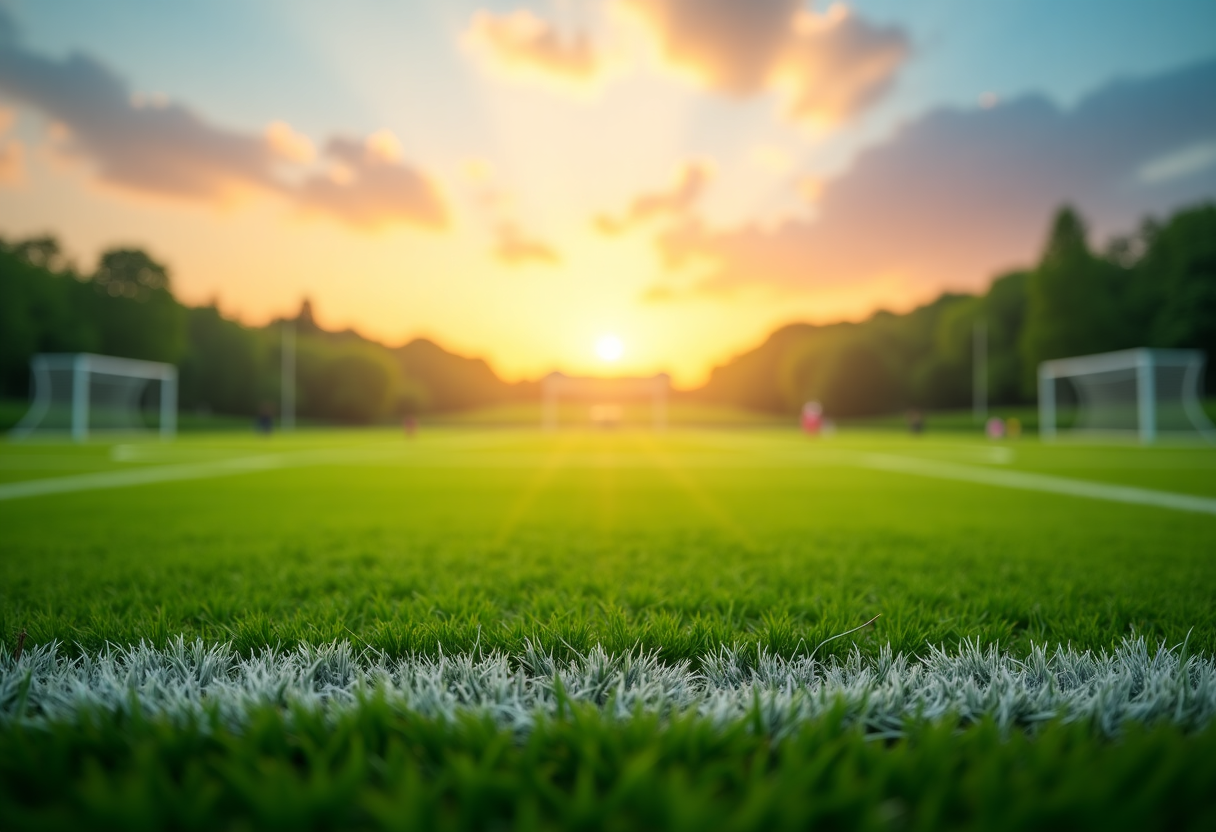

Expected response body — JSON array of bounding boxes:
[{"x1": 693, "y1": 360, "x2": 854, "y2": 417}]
[
  {"x1": 542, "y1": 373, "x2": 670, "y2": 430},
  {"x1": 1038, "y1": 348, "x2": 1213, "y2": 443},
  {"x1": 10, "y1": 353, "x2": 178, "y2": 442}
]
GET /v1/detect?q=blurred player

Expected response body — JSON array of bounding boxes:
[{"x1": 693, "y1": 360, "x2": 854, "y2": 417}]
[
  {"x1": 255, "y1": 402, "x2": 274, "y2": 435},
  {"x1": 801, "y1": 401, "x2": 823, "y2": 435},
  {"x1": 1006, "y1": 417, "x2": 1022, "y2": 439},
  {"x1": 986, "y1": 416, "x2": 1006, "y2": 439}
]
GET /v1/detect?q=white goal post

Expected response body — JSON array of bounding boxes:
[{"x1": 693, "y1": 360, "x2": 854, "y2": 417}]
[
  {"x1": 542, "y1": 373, "x2": 670, "y2": 430},
  {"x1": 10, "y1": 353, "x2": 177, "y2": 442},
  {"x1": 1038, "y1": 348, "x2": 1214, "y2": 443}
]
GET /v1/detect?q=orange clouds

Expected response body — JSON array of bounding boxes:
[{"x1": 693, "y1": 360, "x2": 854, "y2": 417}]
[
  {"x1": 265, "y1": 120, "x2": 316, "y2": 164},
  {"x1": 620, "y1": 0, "x2": 798, "y2": 93},
  {"x1": 0, "y1": 106, "x2": 23, "y2": 184},
  {"x1": 495, "y1": 222, "x2": 561, "y2": 266},
  {"x1": 465, "y1": 9, "x2": 605, "y2": 85},
  {"x1": 0, "y1": 19, "x2": 446, "y2": 230},
  {"x1": 297, "y1": 136, "x2": 446, "y2": 231},
  {"x1": 776, "y1": 7, "x2": 908, "y2": 126},
  {"x1": 652, "y1": 60, "x2": 1216, "y2": 297},
  {"x1": 0, "y1": 138, "x2": 23, "y2": 184},
  {"x1": 596, "y1": 161, "x2": 710, "y2": 233},
  {"x1": 464, "y1": 2, "x2": 907, "y2": 127},
  {"x1": 622, "y1": 0, "x2": 907, "y2": 126}
]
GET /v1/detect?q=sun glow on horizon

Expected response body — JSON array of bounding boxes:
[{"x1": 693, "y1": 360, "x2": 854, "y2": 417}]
[{"x1": 595, "y1": 334, "x2": 624, "y2": 362}]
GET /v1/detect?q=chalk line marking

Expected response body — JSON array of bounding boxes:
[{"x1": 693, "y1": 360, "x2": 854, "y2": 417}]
[
  {"x1": 0, "y1": 454, "x2": 292, "y2": 501},
  {"x1": 863, "y1": 453, "x2": 1216, "y2": 516},
  {"x1": 3, "y1": 443, "x2": 1213, "y2": 516}
]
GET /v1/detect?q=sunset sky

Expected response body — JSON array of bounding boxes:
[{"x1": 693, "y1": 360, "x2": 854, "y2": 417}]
[{"x1": 1, "y1": 0, "x2": 1214, "y2": 385}]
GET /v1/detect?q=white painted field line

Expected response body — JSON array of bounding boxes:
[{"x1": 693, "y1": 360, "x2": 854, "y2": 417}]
[
  {"x1": 863, "y1": 453, "x2": 1216, "y2": 515},
  {"x1": 0, "y1": 453, "x2": 293, "y2": 501},
  {"x1": 0, "y1": 443, "x2": 432, "y2": 502}
]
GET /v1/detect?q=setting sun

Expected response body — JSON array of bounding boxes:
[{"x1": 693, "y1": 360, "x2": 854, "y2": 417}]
[{"x1": 595, "y1": 335, "x2": 624, "y2": 362}]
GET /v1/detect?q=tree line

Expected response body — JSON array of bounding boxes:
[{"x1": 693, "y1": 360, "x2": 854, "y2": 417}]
[
  {"x1": 2, "y1": 201, "x2": 1213, "y2": 423},
  {"x1": 0, "y1": 239, "x2": 523, "y2": 423},
  {"x1": 693, "y1": 203, "x2": 1216, "y2": 417}
]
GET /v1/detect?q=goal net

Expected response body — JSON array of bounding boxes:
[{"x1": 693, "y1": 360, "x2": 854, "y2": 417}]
[
  {"x1": 9, "y1": 353, "x2": 178, "y2": 441},
  {"x1": 541, "y1": 373, "x2": 670, "y2": 430},
  {"x1": 1038, "y1": 348, "x2": 1214, "y2": 443}
]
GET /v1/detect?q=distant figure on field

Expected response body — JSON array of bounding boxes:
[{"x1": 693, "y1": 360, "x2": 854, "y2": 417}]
[
  {"x1": 801, "y1": 401, "x2": 823, "y2": 435},
  {"x1": 255, "y1": 403, "x2": 274, "y2": 435},
  {"x1": 906, "y1": 409, "x2": 924, "y2": 435},
  {"x1": 403, "y1": 415, "x2": 418, "y2": 437},
  {"x1": 986, "y1": 416, "x2": 1006, "y2": 439}
]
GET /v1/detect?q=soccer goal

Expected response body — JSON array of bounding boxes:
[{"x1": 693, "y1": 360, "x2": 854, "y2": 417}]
[
  {"x1": 542, "y1": 373, "x2": 670, "y2": 430},
  {"x1": 1038, "y1": 348, "x2": 1214, "y2": 443},
  {"x1": 9, "y1": 353, "x2": 177, "y2": 442}
]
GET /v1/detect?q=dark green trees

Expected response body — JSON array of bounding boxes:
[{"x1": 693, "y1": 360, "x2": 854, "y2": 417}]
[
  {"x1": 0, "y1": 239, "x2": 187, "y2": 401},
  {"x1": 89, "y1": 248, "x2": 187, "y2": 366},
  {"x1": 1018, "y1": 208, "x2": 1134, "y2": 393},
  {"x1": 1136, "y1": 205, "x2": 1216, "y2": 385},
  {"x1": 697, "y1": 201, "x2": 1216, "y2": 417},
  {"x1": 4, "y1": 199, "x2": 1214, "y2": 424},
  {"x1": 178, "y1": 305, "x2": 267, "y2": 416},
  {"x1": 0, "y1": 238, "x2": 516, "y2": 423}
]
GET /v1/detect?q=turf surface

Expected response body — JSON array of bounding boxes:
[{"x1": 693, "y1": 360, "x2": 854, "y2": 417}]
[
  {"x1": 1, "y1": 429, "x2": 1215, "y2": 829},
  {"x1": 2, "y1": 430, "x2": 1214, "y2": 659}
]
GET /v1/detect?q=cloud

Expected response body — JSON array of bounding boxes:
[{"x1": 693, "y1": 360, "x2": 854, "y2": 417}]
[
  {"x1": 462, "y1": 2, "x2": 906, "y2": 124},
  {"x1": 298, "y1": 135, "x2": 446, "y2": 230},
  {"x1": 655, "y1": 59, "x2": 1216, "y2": 296},
  {"x1": 596, "y1": 161, "x2": 710, "y2": 233},
  {"x1": 265, "y1": 120, "x2": 315, "y2": 164},
  {"x1": 621, "y1": 0, "x2": 796, "y2": 92},
  {"x1": 0, "y1": 11, "x2": 446, "y2": 229},
  {"x1": 465, "y1": 9, "x2": 604, "y2": 85},
  {"x1": 495, "y1": 222, "x2": 561, "y2": 266},
  {"x1": 0, "y1": 138, "x2": 22, "y2": 184},
  {"x1": 619, "y1": 0, "x2": 907, "y2": 125},
  {"x1": 0, "y1": 104, "x2": 22, "y2": 184},
  {"x1": 775, "y1": 7, "x2": 908, "y2": 126},
  {"x1": 1138, "y1": 140, "x2": 1216, "y2": 185}
]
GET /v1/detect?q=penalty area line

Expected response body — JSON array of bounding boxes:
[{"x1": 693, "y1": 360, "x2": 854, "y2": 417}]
[
  {"x1": 861, "y1": 454, "x2": 1216, "y2": 516},
  {"x1": 0, "y1": 454, "x2": 291, "y2": 502}
]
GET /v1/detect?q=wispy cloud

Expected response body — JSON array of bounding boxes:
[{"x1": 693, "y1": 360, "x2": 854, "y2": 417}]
[
  {"x1": 495, "y1": 222, "x2": 561, "y2": 266},
  {"x1": 0, "y1": 105, "x2": 23, "y2": 184},
  {"x1": 655, "y1": 60, "x2": 1216, "y2": 296},
  {"x1": 297, "y1": 135, "x2": 446, "y2": 230},
  {"x1": 0, "y1": 11, "x2": 446, "y2": 230},
  {"x1": 464, "y1": 9, "x2": 606, "y2": 86},
  {"x1": 620, "y1": 0, "x2": 907, "y2": 126},
  {"x1": 596, "y1": 161, "x2": 710, "y2": 234},
  {"x1": 463, "y1": 2, "x2": 907, "y2": 127}
]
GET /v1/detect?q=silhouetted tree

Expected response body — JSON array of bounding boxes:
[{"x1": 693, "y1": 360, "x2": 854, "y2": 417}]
[
  {"x1": 89, "y1": 247, "x2": 186, "y2": 364},
  {"x1": 1138, "y1": 205, "x2": 1216, "y2": 386},
  {"x1": 1019, "y1": 207, "x2": 1133, "y2": 394},
  {"x1": 818, "y1": 339, "x2": 901, "y2": 417},
  {"x1": 178, "y1": 305, "x2": 266, "y2": 415}
]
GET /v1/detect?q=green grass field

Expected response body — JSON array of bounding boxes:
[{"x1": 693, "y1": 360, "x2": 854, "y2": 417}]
[{"x1": 2, "y1": 428, "x2": 1215, "y2": 830}]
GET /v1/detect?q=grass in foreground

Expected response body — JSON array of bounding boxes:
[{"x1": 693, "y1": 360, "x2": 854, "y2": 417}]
[
  {"x1": 3, "y1": 706, "x2": 1214, "y2": 832},
  {"x1": 1, "y1": 429, "x2": 1214, "y2": 829}
]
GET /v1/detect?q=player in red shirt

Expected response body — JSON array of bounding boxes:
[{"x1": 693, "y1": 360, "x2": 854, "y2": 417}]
[{"x1": 801, "y1": 401, "x2": 823, "y2": 435}]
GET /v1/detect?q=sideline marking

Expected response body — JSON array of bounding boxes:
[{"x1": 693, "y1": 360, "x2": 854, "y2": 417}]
[
  {"x1": 863, "y1": 453, "x2": 1216, "y2": 516},
  {"x1": 0, "y1": 454, "x2": 290, "y2": 501},
  {"x1": 4, "y1": 443, "x2": 1214, "y2": 516}
]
